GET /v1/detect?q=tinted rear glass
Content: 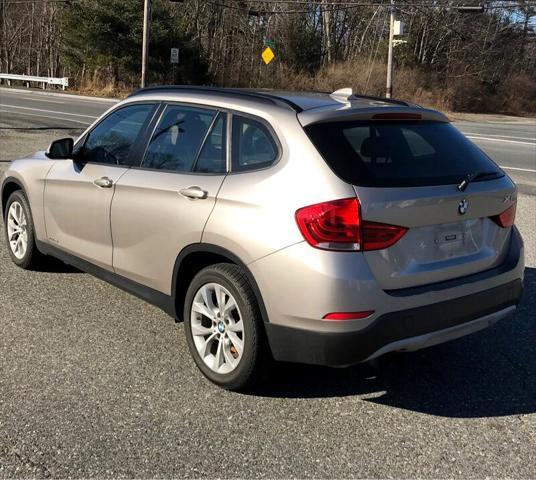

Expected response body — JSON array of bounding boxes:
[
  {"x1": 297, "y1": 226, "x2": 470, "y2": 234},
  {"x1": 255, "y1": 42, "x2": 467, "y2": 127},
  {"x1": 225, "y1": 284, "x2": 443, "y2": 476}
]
[{"x1": 305, "y1": 121, "x2": 503, "y2": 187}]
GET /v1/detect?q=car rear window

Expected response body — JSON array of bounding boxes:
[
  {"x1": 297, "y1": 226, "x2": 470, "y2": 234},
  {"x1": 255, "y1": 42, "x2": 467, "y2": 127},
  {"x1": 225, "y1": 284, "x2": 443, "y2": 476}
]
[{"x1": 305, "y1": 121, "x2": 503, "y2": 187}]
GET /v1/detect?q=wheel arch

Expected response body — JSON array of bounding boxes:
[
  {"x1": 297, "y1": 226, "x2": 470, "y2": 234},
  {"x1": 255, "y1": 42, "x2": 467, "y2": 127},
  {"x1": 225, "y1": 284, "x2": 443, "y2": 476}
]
[
  {"x1": 1, "y1": 176, "x2": 25, "y2": 218},
  {"x1": 172, "y1": 244, "x2": 270, "y2": 324}
]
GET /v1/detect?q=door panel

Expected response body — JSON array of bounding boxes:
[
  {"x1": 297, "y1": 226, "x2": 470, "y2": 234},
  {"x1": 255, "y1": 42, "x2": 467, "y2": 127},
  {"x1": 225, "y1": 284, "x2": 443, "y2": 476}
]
[
  {"x1": 110, "y1": 104, "x2": 227, "y2": 294},
  {"x1": 44, "y1": 161, "x2": 129, "y2": 269},
  {"x1": 43, "y1": 102, "x2": 156, "y2": 270},
  {"x1": 111, "y1": 169, "x2": 226, "y2": 294}
]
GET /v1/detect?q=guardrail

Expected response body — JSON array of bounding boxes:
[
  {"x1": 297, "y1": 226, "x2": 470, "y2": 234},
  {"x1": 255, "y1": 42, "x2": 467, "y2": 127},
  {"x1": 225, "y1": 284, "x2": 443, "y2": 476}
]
[{"x1": 0, "y1": 73, "x2": 69, "y2": 90}]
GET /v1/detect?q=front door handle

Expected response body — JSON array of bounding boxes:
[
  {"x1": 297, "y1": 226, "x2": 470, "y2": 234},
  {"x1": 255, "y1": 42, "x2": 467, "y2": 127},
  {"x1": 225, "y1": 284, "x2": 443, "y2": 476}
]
[
  {"x1": 179, "y1": 186, "x2": 208, "y2": 200},
  {"x1": 93, "y1": 176, "x2": 114, "y2": 188}
]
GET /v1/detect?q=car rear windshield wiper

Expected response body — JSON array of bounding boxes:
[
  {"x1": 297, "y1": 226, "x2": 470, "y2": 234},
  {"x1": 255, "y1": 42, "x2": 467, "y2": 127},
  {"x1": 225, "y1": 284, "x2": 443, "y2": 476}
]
[{"x1": 457, "y1": 170, "x2": 502, "y2": 191}]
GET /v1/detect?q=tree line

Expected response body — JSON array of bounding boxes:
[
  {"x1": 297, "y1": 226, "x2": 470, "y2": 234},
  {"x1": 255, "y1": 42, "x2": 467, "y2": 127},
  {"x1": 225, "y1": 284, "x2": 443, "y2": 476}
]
[{"x1": 1, "y1": 0, "x2": 535, "y2": 113}]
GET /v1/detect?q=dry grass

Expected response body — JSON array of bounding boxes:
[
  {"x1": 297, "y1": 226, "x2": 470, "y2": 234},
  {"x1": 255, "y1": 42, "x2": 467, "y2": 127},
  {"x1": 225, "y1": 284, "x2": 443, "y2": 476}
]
[
  {"x1": 67, "y1": 61, "x2": 535, "y2": 116},
  {"x1": 255, "y1": 60, "x2": 535, "y2": 116},
  {"x1": 71, "y1": 73, "x2": 132, "y2": 99},
  {"x1": 496, "y1": 73, "x2": 536, "y2": 116}
]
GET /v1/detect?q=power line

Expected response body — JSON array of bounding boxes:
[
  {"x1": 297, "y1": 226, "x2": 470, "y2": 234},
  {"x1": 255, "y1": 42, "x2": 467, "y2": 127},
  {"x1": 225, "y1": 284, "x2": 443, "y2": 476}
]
[
  {"x1": 2, "y1": 0, "x2": 533, "y2": 7},
  {"x1": 0, "y1": 0, "x2": 80, "y2": 3},
  {"x1": 221, "y1": 0, "x2": 536, "y2": 6},
  {"x1": 207, "y1": 0, "x2": 536, "y2": 14}
]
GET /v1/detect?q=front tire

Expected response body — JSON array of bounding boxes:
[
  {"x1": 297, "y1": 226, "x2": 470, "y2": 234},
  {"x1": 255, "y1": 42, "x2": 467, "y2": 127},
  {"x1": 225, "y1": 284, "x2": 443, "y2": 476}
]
[
  {"x1": 4, "y1": 190, "x2": 44, "y2": 269},
  {"x1": 184, "y1": 263, "x2": 270, "y2": 391}
]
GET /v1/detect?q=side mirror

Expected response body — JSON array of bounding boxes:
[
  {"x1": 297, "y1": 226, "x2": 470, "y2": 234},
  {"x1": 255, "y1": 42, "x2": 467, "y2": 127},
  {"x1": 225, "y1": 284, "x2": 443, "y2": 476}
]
[{"x1": 46, "y1": 138, "x2": 74, "y2": 159}]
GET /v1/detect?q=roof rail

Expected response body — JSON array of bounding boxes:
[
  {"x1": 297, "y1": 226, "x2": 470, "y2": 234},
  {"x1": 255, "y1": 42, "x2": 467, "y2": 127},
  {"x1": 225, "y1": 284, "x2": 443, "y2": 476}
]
[
  {"x1": 328, "y1": 87, "x2": 411, "y2": 107},
  {"x1": 128, "y1": 85, "x2": 303, "y2": 112}
]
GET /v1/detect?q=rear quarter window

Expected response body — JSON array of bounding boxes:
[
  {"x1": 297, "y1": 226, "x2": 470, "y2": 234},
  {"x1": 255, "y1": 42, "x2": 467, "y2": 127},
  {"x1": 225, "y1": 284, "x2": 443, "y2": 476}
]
[
  {"x1": 305, "y1": 121, "x2": 503, "y2": 187},
  {"x1": 231, "y1": 116, "x2": 278, "y2": 172}
]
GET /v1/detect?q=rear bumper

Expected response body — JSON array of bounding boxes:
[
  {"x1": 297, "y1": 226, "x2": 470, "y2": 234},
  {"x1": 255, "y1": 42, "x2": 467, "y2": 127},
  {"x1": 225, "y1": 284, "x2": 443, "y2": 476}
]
[{"x1": 265, "y1": 279, "x2": 523, "y2": 367}]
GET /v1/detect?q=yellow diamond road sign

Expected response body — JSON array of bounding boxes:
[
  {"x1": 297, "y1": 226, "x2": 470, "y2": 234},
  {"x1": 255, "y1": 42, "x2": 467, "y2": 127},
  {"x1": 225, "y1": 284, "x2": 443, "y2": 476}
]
[{"x1": 262, "y1": 47, "x2": 275, "y2": 65}]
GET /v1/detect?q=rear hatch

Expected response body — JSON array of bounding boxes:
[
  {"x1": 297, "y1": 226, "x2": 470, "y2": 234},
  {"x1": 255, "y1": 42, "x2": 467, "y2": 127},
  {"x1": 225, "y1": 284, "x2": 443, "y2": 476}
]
[{"x1": 304, "y1": 113, "x2": 517, "y2": 290}]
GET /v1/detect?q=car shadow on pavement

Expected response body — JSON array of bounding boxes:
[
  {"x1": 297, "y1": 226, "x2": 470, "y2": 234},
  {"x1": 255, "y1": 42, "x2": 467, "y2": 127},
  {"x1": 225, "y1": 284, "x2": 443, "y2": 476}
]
[
  {"x1": 253, "y1": 267, "x2": 536, "y2": 418},
  {"x1": 32, "y1": 255, "x2": 81, "y2": 273}
]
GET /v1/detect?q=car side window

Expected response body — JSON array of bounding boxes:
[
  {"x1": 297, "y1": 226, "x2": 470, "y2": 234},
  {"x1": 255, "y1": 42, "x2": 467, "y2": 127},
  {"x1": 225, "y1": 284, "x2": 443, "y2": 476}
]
[
  {"x1": 193, "y1": 113, "x2": 227, "y2": 174},
  {"x1": 142, "y1": 105, "x2": 216, "y2": 173},
  {"x1": 232, "y1": 116, "x2": 278, "y2": 172},
  {"x1": 77, "y1": 104, "x2": 154, "y2": 166}
]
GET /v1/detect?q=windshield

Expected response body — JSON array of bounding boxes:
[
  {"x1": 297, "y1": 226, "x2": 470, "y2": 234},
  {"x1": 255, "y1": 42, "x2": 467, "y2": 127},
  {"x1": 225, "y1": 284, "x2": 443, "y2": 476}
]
[{"x1": 305, "y1": 121, "x2": 503, "y2": 187}]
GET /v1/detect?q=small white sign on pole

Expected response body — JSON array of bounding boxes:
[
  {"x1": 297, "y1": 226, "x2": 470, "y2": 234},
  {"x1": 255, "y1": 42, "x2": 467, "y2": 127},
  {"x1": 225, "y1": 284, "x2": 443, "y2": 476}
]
[
  {"x1": 393, "y1": 20, "x2": 405, "y2": 36},
  {"x1": 170, "y1": 48, "x2": 180, "y2": 64}
]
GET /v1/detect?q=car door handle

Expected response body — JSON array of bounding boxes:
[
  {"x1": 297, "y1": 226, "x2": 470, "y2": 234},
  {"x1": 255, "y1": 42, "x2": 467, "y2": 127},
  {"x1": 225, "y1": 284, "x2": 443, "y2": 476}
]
[
  {"x1": 179, "y1": 186, "x2": 208, "y2": 200},
  {"x1": 93, "y1": 176, "x2": 114, "y2": 188}
]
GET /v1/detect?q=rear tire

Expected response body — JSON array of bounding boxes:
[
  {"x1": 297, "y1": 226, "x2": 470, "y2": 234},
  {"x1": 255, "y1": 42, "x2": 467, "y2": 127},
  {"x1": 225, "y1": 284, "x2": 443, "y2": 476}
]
[
  {"x1": 184, "y1": 263, "x2": 271, "y2": 391},
  {"x1": 4, "y1": 190, "x2": 45, "y2": 270}
]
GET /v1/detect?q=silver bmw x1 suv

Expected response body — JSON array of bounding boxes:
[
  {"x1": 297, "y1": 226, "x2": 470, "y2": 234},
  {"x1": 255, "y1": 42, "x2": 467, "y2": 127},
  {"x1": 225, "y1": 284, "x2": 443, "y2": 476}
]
[{"x1": 1, "y1": 86, "x2": 524, "y2": 390}]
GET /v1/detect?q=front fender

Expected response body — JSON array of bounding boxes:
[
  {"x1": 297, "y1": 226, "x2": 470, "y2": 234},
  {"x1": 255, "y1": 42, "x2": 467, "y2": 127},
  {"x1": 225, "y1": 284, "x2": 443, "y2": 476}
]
[{"x1": 1, "y1": 155, "x2": 57, "y2": 242}]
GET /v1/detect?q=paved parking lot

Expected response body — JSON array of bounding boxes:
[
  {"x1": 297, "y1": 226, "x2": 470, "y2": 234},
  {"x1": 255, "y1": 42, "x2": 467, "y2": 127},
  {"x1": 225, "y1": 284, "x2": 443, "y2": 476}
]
[{"x1": 1, "y1": 129, "x2": 535, "y2": 477}]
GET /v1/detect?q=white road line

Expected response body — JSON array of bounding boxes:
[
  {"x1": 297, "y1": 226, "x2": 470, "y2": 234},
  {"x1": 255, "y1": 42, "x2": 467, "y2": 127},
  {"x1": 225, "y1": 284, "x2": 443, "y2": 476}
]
[
  {"x1": 0, "y1": 86, "x2": 118, "y2": 104},
  {"x1": 0, "y1": 104, "x2": 97, "y2": 118},
  {"x1": 5, "y1": 96, "x2": 66, "y2": 104},
  {"x1": 466, "y1": 135, "x2": 535, "y2": 146},
  {"x1": 462, "y1": 132, "x2": 536, "y2": 142},
  {"x1": 14, "y1": 95, "x2": 116, "y2": 105},
  {"x1": 0, "y1": 109, "x2": 92, "y2": 125},
  {"x1": 499, "y1": 165, "x2": 536, "y2": 173}
]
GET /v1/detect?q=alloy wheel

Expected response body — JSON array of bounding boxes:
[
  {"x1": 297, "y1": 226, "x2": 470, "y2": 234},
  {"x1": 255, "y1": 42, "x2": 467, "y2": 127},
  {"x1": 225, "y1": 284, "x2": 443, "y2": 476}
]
[
  {"x1": 7, "y1": 201, "x2": 28, "y2": 260},
  {"x1": 190, "y1": 282, "x2": 245, "y2": 374}
]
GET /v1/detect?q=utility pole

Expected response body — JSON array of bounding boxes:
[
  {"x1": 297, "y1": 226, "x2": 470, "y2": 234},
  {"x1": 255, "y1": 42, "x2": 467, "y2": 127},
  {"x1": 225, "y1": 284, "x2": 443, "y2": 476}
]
[
  {"x1": 385, "y1": 0, "x2": 395, "y2": 98},
  {"x1": 141, "y1": 0, "x2": 151, "y2": 88},
  {"x1": 384, "y1": 3, "x2": 478, "y2": 98}
]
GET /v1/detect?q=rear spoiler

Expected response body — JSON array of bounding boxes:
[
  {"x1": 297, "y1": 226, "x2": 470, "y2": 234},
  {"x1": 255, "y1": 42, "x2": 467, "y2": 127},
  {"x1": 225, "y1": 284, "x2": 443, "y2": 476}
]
[{"x1": 298, "y1": 105, "x2": 450, "y2": 126}]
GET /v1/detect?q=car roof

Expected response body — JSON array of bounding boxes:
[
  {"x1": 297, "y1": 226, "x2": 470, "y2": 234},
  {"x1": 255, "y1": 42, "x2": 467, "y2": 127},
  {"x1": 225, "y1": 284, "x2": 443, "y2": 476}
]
[
  {"x1": 256, "y1": 89, "x2": 411, "y2": 110},
  {"x1": 128, "y1": 86, "x2": 410, "y2": 112},
  {"x1": 128, "y1": 85, "x2": 305, "y2": 112},
  {"x1": 127, "y1": 86, "x2": 449, "y2": 124}
]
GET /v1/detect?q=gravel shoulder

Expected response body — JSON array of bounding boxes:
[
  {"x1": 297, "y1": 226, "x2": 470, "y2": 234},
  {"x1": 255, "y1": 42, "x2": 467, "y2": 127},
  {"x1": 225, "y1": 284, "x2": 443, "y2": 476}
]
[{"x1": 448, "y1": 112, "x2": 536, "y2": 124}]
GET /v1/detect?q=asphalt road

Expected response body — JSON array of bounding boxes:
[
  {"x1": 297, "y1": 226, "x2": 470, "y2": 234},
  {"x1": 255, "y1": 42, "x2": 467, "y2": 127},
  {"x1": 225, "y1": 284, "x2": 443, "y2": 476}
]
[
  {"x1": 455, "y1": 121, "x2": 536, "y2": 189},
  {"x1": 0, "y1": 87, "x2": 116, "y2": 127},
  {"x1": 0, "y1": 87, "x2": 535, "y2": 478}
]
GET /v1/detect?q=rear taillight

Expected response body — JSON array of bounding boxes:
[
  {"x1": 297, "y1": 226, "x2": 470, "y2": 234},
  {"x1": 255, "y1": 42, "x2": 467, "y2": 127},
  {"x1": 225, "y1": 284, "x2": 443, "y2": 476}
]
[
  {"x1": 295, "y1": 197, "x2": 407, "y2": 251},
  {"x1": 295, "y1": 198, "x2": 360, "y2": 251},
  {"x1": 490, "y1": 202, "x2": 516, "y2": 228}
]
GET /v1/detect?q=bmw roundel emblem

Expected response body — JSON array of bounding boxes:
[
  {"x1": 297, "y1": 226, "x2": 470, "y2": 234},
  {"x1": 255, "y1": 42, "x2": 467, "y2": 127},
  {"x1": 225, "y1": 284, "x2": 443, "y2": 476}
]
[{"x1": 458, "y1": 199, "x2": 469, "y2": 215}]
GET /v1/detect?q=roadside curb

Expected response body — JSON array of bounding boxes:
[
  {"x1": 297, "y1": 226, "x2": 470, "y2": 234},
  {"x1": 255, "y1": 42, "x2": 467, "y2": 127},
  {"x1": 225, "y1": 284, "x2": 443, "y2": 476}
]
[
  {"x1": 0, "y1": 87, "x2": 119, "y2": 103},
  {"x1": 453, "y1": 119, "x2": 536, "y2": 125},
  {"x1": 450, "y1": 114, "x2": 536, "y2": 125}
]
